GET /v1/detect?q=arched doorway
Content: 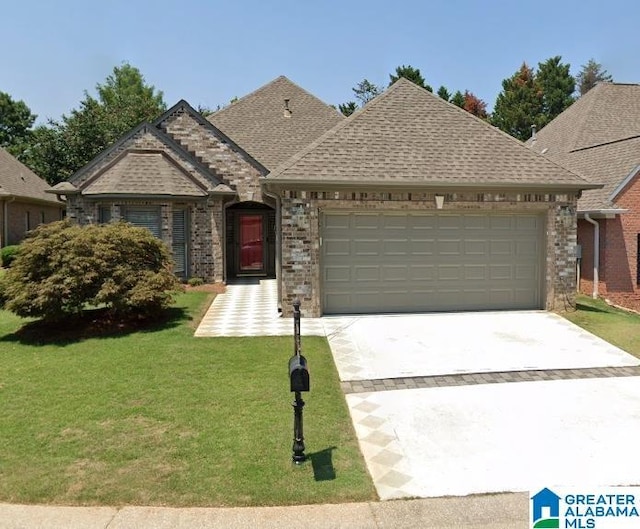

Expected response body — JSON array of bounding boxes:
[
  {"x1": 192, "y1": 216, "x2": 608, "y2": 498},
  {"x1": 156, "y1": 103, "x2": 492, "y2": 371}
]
[{"x1": 225, "y1": 201, "x2": 276, "y2": 279}]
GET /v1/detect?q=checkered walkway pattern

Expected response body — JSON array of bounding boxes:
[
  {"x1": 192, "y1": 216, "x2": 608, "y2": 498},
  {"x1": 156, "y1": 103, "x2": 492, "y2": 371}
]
[{"x1": 194, "y1": 279, "x2": 328, "y2": 337}]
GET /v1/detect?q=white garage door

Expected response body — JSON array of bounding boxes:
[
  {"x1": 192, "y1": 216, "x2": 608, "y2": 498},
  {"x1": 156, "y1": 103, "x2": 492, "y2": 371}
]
[{"x1": 321, "y1": 212, "x2": 544, "y2": 314}]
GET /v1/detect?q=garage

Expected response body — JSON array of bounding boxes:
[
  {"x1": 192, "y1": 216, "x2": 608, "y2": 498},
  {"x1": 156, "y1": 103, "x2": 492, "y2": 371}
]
[{"x1": 321, "y1": 211, "x2": 544, "y2": 314}]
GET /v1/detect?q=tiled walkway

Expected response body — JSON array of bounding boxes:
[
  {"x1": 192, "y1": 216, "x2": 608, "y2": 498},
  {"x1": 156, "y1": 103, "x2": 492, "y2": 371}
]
[{"x1": 195, "y1": 278, "x2": 333, "y2": 337}]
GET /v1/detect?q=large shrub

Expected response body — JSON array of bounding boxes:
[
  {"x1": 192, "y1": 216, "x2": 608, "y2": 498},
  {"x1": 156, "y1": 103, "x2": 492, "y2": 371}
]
[{"x1": 0, "y1": 220, "x2": 183, "y2": 322}]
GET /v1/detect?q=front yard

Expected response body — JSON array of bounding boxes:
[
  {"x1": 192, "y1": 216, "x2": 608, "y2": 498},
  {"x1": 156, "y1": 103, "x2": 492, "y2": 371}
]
[
  {"x1": 0, "y1": 292, "x2": 376, "y2": 507},
  {"x1": 564, "y1": 295, "x2": 640, "y2": 358}
]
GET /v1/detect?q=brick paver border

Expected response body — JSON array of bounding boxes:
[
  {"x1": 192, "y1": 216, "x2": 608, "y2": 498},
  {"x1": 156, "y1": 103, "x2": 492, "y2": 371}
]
[{"x1": 341, "y1": 366, "x2": 640, "y2": 394}]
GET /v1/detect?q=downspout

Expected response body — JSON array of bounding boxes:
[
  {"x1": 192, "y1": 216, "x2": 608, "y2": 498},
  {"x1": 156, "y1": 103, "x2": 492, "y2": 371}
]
[
  {"x1": 583, "y1": 214, "x2": 599, "y2": 299},
  {"x1": 262, "y1": 187, "x2": 282, "y2": 312}
]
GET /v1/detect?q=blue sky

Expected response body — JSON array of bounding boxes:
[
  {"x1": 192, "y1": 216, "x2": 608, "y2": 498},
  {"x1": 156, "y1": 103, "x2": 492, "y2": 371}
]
[{"x1": 2, "y1": 0, "x2": 638, "y2": 123}]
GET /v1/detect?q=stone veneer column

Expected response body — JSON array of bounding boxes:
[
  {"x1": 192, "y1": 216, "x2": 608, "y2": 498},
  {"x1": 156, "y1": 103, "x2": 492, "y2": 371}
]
[
  {"x1": 280, "y1": 196, "x2": 319, "y2": 317},
  {"x1": 550, "y1": 202, "x2": 578, "y2": 310}
]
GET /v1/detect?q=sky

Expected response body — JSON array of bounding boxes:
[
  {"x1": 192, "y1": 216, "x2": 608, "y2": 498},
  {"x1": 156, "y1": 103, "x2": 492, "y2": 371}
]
[{"x1": 2, "y1": 0, "x2": 638, "y2": 124}]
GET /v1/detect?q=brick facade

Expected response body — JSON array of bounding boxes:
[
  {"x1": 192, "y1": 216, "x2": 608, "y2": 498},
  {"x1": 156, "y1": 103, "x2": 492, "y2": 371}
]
[
  {"x1": 1, "y1": 200, "x2": 63, "y2": 246},
  {"x1": 577, "y1": 174, "x2": 640, "y2": 311},
  {"x1": 159, "y1": 110, "x2": 266, "y2": 203},
  {"x1": 279, "y1": 190, "x2": 579, "y2": 317}
]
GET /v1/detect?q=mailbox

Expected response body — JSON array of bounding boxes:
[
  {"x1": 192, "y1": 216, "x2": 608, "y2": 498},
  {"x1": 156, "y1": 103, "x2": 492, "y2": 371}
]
[{"x1": 289, "y1": 354, "x2": 310, "y2": 392}]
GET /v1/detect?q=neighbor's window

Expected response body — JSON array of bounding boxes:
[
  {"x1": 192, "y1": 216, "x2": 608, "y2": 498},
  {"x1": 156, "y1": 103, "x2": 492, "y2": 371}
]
[
  {"x1": 40, "y1": 211, "x2": 45, "y2": 224},
  {"x1": 25, "y1": 211, "x2": 30, "y2": 231},
  {"x1": 98, "y1": 205, "x2": 112, "y2": 224}
]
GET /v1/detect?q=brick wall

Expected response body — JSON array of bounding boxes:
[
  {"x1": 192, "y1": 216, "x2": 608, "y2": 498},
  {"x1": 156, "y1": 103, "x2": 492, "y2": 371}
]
[
  {"x1": 65, "y1": 196, "x2": 222, "y2": 282},
  {"x1": 2, "y1": 200, "x2": 64, "y2": 246},
  {"x1": 160, "y1": 110, "x2": 266, "y2": 203},
  {"x1": 279, "y1": 190, "x2": 579, "y2": 317},
  {"x1": 578, "y1": 176, "x2": 640, "y2": 311}
]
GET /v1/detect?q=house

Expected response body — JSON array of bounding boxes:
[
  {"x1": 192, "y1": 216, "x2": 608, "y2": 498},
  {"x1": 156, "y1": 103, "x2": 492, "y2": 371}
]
[
  {"x1": 51, "y1": 76, "x2": 596, "y2": 317},
  {"x1": 0, "y1": 146, "x2": 64, "y2": 248},
  {"x1": 528, "y1": 83, "x2": 640, "y2": 311}
]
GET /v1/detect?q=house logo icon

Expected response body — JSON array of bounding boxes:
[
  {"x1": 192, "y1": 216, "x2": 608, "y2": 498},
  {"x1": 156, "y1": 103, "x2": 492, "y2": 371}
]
[{"x1": 531, "y1": 487, "x2": 561, "y2": 528}]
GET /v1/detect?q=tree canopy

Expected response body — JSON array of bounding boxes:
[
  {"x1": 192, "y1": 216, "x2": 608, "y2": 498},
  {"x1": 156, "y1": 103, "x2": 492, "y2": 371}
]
[
  {"x1": 536, "y1": 56, "x2": 575, "y2": 126},
  {"x1": 576, "y1": 59, "x2": 613, "y2": 96},
  {"x1": 0, "y1": 92, "x2": 36, "y2": 158},
  {"x1": 22, "y1": 63, "x2": 166, "y2": 184},
  {"x1": 389, "y1": 65, "x2": 433, "y2": 92}
]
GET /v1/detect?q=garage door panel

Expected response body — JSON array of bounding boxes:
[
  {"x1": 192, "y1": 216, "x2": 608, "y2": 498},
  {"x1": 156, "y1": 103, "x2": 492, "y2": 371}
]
[
  {"x1": 324, "y1": 239, "x2": 350, "y2": 256},
  {"x1": 322, "y1": 212, "x2": 542, "y2": 314}
]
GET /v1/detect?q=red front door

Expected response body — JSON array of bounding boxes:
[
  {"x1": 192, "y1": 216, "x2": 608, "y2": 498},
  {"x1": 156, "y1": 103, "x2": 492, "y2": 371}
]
[{"x1": 238, "y1": 213, "x2": 264, "y2": 273}]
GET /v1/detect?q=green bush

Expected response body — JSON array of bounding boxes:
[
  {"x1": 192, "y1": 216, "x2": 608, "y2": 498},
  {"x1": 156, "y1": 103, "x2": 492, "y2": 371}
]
[
  {"x1": 1, "y1": 245, "x2": 20, "y2": 268},
  {"x1": 187, "y1": 277, "x2": 204, "y2": 286},
  {"x1": 0, "y1": 220, "x2": 183, "y2": 322}
]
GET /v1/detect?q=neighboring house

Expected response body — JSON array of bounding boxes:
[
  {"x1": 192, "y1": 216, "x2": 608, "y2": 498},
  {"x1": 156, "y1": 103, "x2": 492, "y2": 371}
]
[
  {"x1": 529, "y1": 83, "x2": 640, "y2": 311},
  {"x1": 0, "y1": 146, "x2": 64, "y2": 248},
  {"x1": 52, "y1": 76, "x2": 595, "y2": 317}
]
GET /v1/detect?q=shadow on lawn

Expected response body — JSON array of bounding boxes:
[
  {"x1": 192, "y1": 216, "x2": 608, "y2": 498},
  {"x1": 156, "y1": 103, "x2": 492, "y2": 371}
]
[
  {"x1": 308, "y1": 446, "x2": 337, "y2": 482},
  {"x1": 0, "y1": 305, "x2": 190, "y2": 346},
  {"x1": 575, "y1": 302, "x2": 613, "y2": 314}
]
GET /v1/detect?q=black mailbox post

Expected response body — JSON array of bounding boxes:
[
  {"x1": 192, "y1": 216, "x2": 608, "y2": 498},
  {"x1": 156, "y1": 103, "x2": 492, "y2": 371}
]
[{"x1": 289, "y1": 300, "x2": 309, "y2": 464}]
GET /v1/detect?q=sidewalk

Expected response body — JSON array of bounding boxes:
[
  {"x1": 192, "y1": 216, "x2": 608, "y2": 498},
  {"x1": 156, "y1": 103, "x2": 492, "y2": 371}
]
[{"x1": 0, "y1": 493, "x2": 530, "y2": 529}]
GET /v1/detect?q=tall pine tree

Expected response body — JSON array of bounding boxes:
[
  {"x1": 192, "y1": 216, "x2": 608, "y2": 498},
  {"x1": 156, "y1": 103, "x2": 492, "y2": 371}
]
[
  {"x1": 492, "y1": 63, "x2": 544, "y2": 141},
  {"x1": 537, "y1": 56, "x2": 575, "y2": 126}
]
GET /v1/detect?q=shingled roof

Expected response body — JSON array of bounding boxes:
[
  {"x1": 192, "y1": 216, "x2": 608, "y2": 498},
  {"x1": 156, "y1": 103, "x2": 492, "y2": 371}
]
[
  {"x1": 83, "y1": 150, "x2": 208, "y2": 197},
  {"x1": 266, "y1": 79, "x2": 594, "y2": 191},
  {"x1": 529, "y1": 83, "x2": 640, "y2": 211},
  {"x1": 0, "y1": 146, "x2": 62, "y2": 205},
  {"x1": 207, "y1": 76, "x2": 344, "y2": 171}
]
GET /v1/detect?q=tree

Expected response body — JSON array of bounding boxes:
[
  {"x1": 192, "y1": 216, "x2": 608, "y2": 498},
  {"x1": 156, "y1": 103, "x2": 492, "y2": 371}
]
[
  {"x1": 463, "y1": 91, "x2": 488, "y2": 119},
  {"x1": 491, "y1": 63, "x2": 544, "y2": 141},
  {"x1": 0, "y1": 220, "x2": 181, "y2": 323},
  {"x1": 576, "y1": 59, "x2": 613, "y2": 96},
  {"x1": 537, "y1": 56, "x2": 575, "y2": 126},
  {"x1": 437, "y1": 86, "x2": 451, "y2": 102},
  {"x1": 450, "y1": 90, "x2": 465, "y2": 108},
  {"x1": 352, "y1": 79, "x2": 383, "y2": 105},
  {"x1": 389, "y1": 65, "x2": 432, "y2": 92},
  {"x1": 23, "y1": 63, "x2": 166, "y2": 184},
  {"x1": 0, "y1": 92, "x2": 36, "y2": 157},
  {"x1": 338, "y1": 101, "x2": 357, "y2": 117}
]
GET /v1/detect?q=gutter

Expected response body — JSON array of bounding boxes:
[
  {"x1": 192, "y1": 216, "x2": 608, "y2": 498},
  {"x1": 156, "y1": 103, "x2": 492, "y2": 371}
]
[
  {"x1": 583, "y1": 213, "x2": 600, "y2": 299},
  {"x1": 261, "y1": 177, "x2": 602, "y2": 192}
]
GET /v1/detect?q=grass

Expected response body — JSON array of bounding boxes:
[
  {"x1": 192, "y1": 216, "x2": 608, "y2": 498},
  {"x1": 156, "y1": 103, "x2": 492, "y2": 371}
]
[
  {"x1": 563, "y1": 295, "x2": 640, "y2": 358},
  {"x1": 0, "y1": 292, "x2": 376, "y2": 507}
]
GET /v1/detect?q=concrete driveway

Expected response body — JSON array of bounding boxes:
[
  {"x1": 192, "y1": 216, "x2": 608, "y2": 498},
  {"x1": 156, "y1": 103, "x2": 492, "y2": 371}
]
[{"x1": 324, "y1": 311, "x2": 640, "y2": 500}]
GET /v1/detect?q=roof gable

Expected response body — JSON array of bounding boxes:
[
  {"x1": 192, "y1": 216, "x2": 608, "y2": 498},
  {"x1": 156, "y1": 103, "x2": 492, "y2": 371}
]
[
  {"x1": 0, "y1": 147, "x2": 63, "y2": 206},
  {"x1": 207, "y1": 76, "x2": 344, "y2": 171},
  {"x1": 83, "y1": 149, "x2": 208, "y2": 197},
  {"x1": 267, "y1": 79, "x2": 592, "y2": 190},
  {"x1": 69, "y1": 122, "x2": 220, "y2": 191}
]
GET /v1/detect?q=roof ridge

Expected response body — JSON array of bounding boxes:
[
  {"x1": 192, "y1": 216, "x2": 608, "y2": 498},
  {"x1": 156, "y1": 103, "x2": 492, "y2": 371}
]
[
  {"x1": 569, "y1": 133, "x2": 640, "y2": 153},
  {"x1": 207, "y1": 75, "x2": 292, "y2": 118}
]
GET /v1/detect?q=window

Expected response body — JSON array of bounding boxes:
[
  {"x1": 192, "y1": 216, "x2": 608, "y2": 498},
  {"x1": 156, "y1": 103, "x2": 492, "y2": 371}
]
[
  {"x1": 40, "y1": 211, "x2": 45, "y2": 224},
  {"x1": 25, "y1": 211, "x2": 30, "y2": 231},
  {"x1": 122, "y1": 206, "x2": 161, "y2": 238},
  {"x1": 98, "y1": 206, "x2": 112, "y2": 224}
]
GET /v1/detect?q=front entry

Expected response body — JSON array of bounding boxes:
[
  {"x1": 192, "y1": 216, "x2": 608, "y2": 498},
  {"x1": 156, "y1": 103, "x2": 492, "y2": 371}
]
[{"x1": 226, "y1": 202, "x2": 276, "y2": 279}]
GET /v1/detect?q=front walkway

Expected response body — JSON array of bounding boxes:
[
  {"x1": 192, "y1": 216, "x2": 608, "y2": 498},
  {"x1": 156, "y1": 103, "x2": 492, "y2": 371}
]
[{"x1": 195, "y1": 279, "x2": 331, "y2": 337}]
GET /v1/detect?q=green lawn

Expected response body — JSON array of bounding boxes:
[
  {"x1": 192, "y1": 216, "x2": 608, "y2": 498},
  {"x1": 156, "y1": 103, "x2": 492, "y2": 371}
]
[
  {"x1": 563, "y1": 295, "x2": 640, "y2": 358},
  {"x1": 0, "y1": 292, "x2": 376, "y2": 507}
]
